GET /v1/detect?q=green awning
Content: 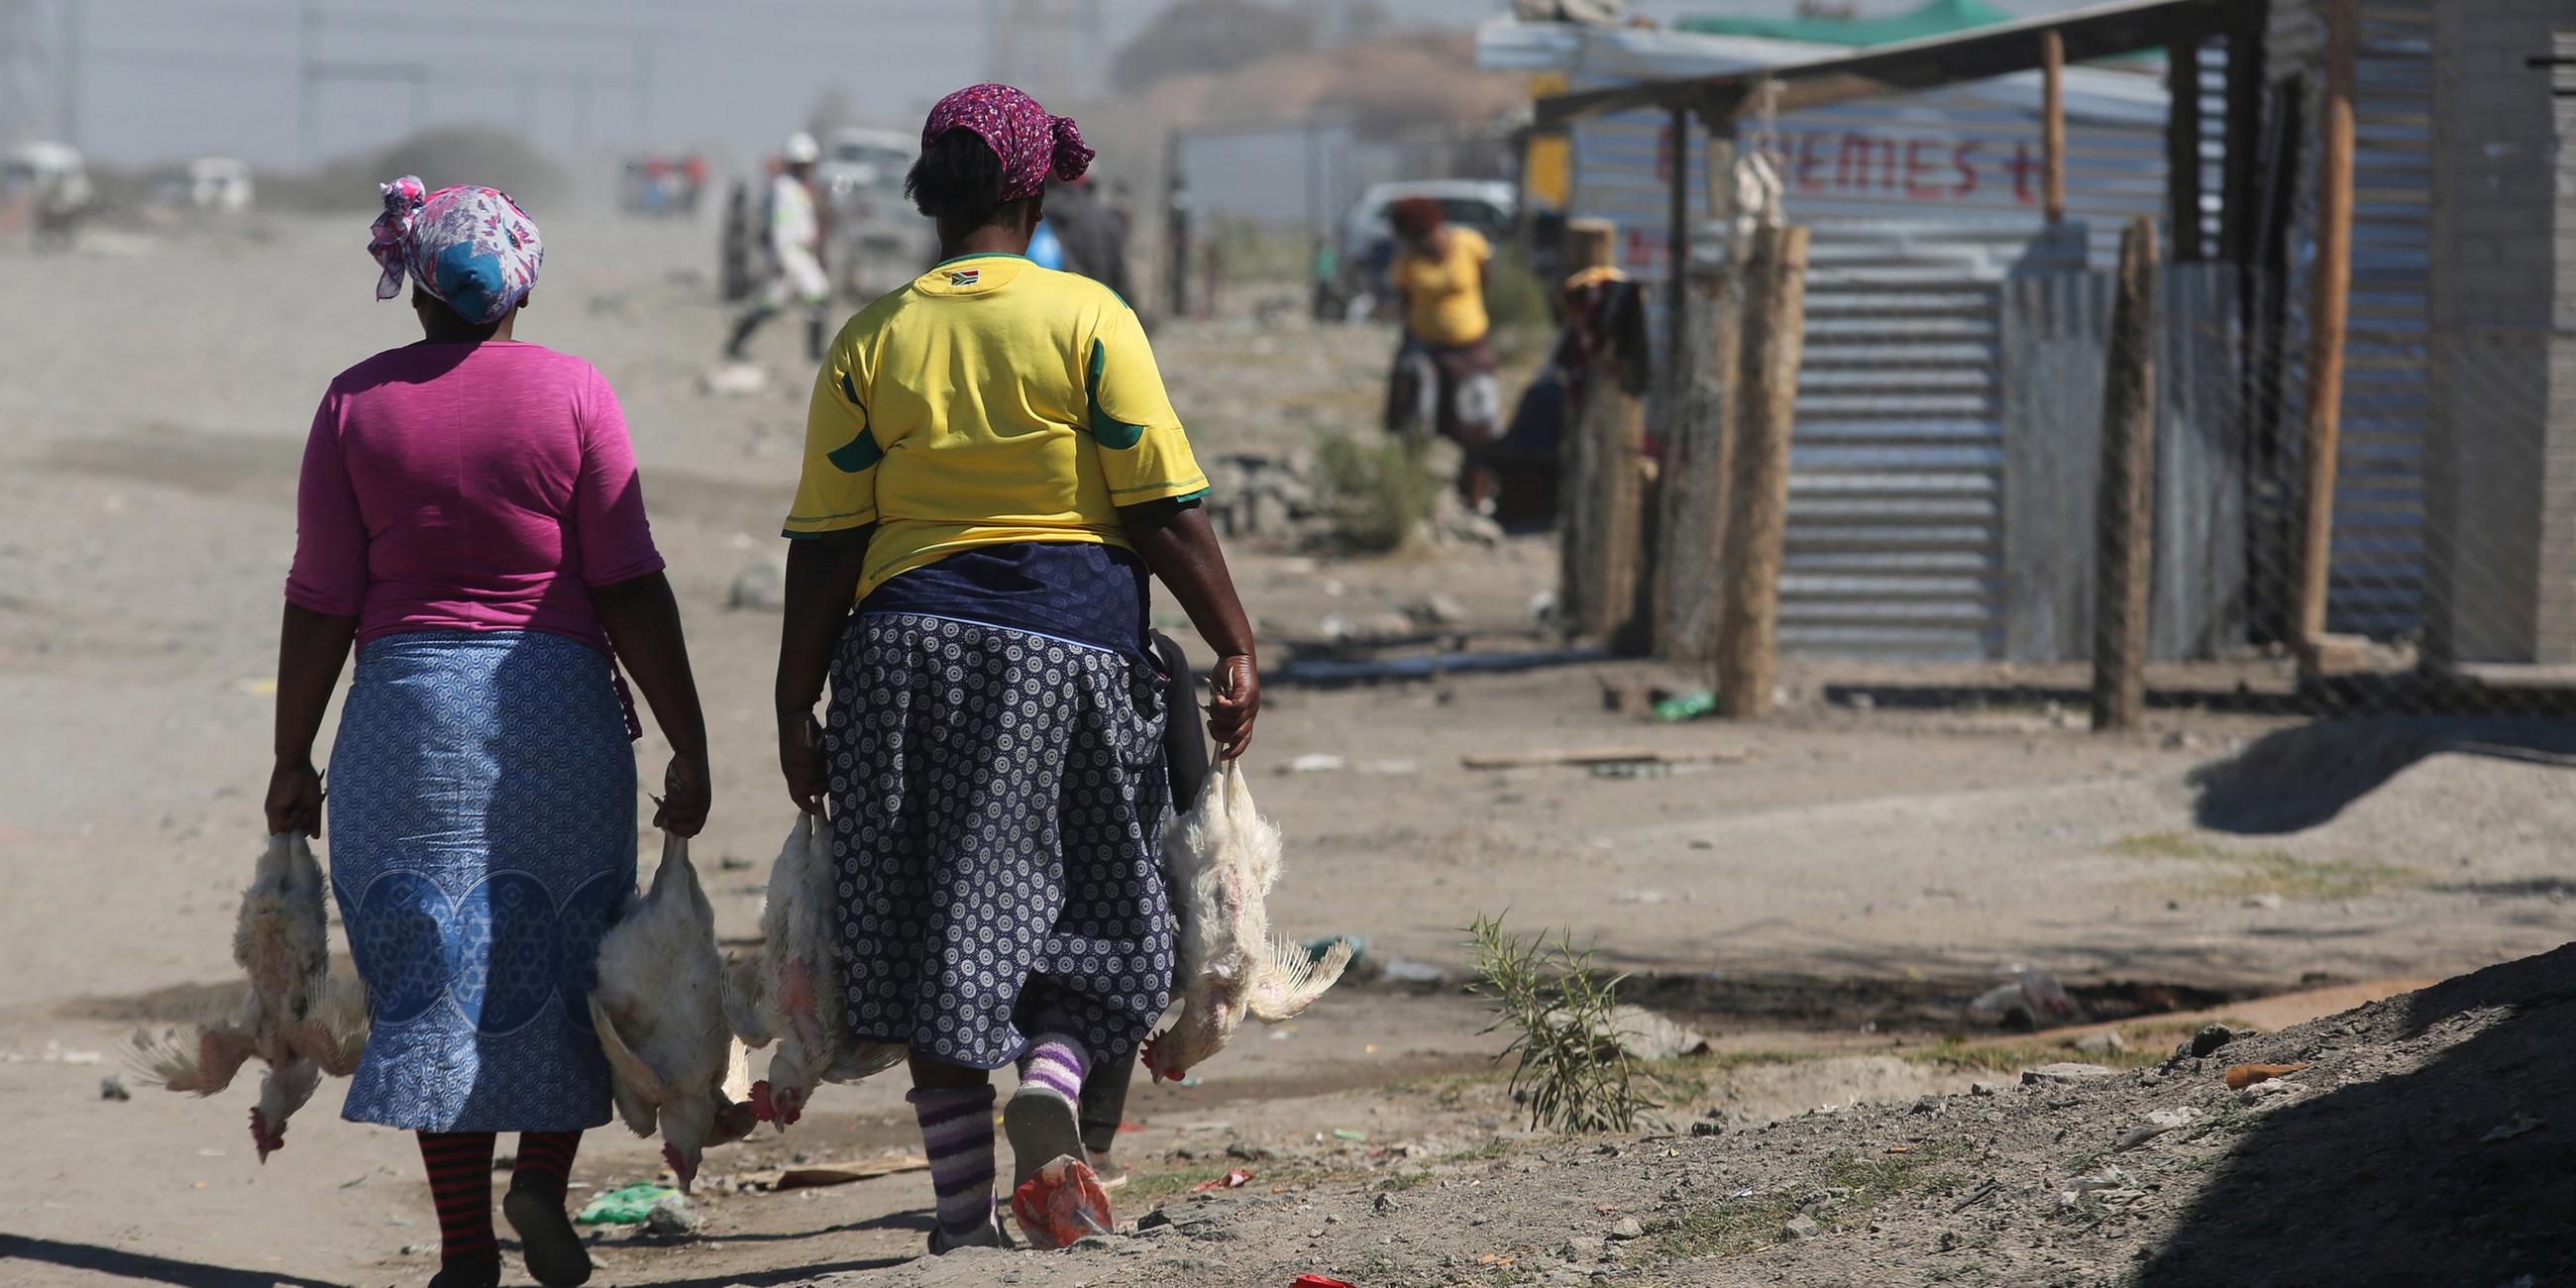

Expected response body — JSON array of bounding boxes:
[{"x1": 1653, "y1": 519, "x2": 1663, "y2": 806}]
[{"x1": 1676, "y1": 0, "x2": 2019, "y2": 48}]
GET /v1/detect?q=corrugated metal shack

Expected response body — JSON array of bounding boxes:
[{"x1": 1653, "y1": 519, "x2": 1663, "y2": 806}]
[{"x1": 1511, "y1": 0, "x2": 2428, "y2": 667}]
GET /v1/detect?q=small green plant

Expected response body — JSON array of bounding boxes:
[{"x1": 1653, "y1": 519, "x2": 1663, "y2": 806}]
[
  {"x1": 2106, "y1": 830, "x2": 2418, "y2": 901},
  {"x1": 1483, "y1": 247, "x2": 1555, "y2": 334},
  {"x1": 1314, "y1": 430, "x2": 1439, "y2": 553},
  {"x1": 1466, "y1": 913, "x2": 1664, "y2": 1134}
]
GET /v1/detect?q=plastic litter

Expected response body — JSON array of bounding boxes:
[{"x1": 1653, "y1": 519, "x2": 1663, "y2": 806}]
[
  {"x1": 2222, "y1": 1062, "x2": 2310, "y2": 1090},
  {"x1": 1331, "y1": 1128, "x2": 1368, "y2": 1142},
  {"x1": 1012, "y1": 1155, "x2": 1115, "y2": 1249},
  {"x1": 575, "y1": 1183, "x2": 679, "y2": 1226},
  {"x1": 1193, "y1": 1168, "x2": 1256, "y2": 1192},
  {"x1": 1652, "y1": 690, "x2": 1716, "y2": 722}
]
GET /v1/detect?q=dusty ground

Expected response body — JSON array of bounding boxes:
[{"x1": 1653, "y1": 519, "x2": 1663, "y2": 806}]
[{"x1": 2, "y1": 215, "x2": 2571, "y2": 1286}]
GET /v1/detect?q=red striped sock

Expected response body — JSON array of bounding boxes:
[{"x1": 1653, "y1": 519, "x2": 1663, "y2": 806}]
[
  {"x1": 512, "y1": 1130, "x2": 582, "y2": 1202},
  {"x1": 417, "y1": 1131, "x2": 497, "y2": 1263}
]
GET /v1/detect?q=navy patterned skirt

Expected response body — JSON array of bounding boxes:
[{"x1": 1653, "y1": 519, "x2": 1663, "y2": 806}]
[
  {"x1": 327, "y1": 630, "x2": 635, "y2": 1131},
  {"x1": 824, "y1": 612, "x2": 1175, "y2": 1070}
]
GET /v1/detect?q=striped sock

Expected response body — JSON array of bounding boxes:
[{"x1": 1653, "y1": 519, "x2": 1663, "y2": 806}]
[
  {"x1": 908, "y1": 1086, "x2": 998, "y2": 1239},
  {"x1": 511, "y1": 1130, "x2": 582, "y2": 1202},
  {"x1": 1018, "y1": 1033, "x2": 1089, "y2": 1105},
  {"x1": 417, "y1": 1130, "x2": 498, "y2": 1264}
]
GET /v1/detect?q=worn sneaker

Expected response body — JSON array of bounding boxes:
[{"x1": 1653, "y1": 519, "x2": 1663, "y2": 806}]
[
  {"x1": 926, "y1": 1216, "x2": 1013, "y2": 1255},
  {"x1": 1004, "y1": 1084, "x2": 1089, "y2": 1193}
]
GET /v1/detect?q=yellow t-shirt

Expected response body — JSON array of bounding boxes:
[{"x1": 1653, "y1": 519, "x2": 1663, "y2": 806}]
[
  {"x1": 782, "y1": 254, "x2": 1210, "y2": 603},
  {"x1": 1392, "y1": 226, "x2": 1493, "y2": 347}
]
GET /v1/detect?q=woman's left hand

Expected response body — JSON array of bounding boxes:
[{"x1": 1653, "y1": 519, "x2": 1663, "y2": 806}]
[
  {"x1": 265, "y1": 757, "x2": 324, "y2": 838},
  {"x1": 780, "y1": 710, "x2": 829, "y2": 817},
  {"x1": 655, "y1": 749, "x2": 711, "y2": 837}
]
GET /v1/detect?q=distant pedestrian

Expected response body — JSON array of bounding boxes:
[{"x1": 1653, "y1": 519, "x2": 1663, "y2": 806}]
[
  {"x1": 726, "y1": 132, "x2": 833, "y2": 363},
  {"x1": 1383, "y1": 196, "x2": 1501, "y2": 512}
]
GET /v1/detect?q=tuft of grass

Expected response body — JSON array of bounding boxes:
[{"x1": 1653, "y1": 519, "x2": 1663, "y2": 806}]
[
  {"x1": 2107, "y1": 830, "x2": 2419, "y2": 901},
  {"x1": 1120, "y1": 1159, "x2": 1329, "y2": 1205},
  {"x1": 1466, "y1": 913, "x2": 1664, "y2": 1134},
  {"x1": 1902, "y1": 1036, "x2": 2164, "y2": 1075},
  {"x1": 1483, "y1": 248, "x2": 1554, "y2": 335},
  {"x1": 1655, "y1": 1139, "x2": 1977, "y2": 1260},
  {"x1": 1313, "y1": 430, "x2": 1439, "y2": 554}
]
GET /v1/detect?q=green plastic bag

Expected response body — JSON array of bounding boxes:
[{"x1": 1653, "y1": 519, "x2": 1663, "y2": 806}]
[{"x1": 576, "y1": 1183, "x2": 678, "y2": 1226}]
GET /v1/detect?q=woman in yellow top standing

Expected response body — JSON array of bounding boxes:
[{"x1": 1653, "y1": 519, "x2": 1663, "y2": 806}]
[
  {"x1": 1383, "y1": 196, "x2": 1502, "y2": 511},
  {"x1": 770, "y1": 83, "x2": 1258, "y2": 1255}
]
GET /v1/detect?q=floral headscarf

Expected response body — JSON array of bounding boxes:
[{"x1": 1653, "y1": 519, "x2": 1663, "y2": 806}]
[
  {"x1": 920, "y1": 83, "x2": 1094, "y2": 202},
  {"x1": 368, "y1": 176, "x2": 544, "y2": 324}
]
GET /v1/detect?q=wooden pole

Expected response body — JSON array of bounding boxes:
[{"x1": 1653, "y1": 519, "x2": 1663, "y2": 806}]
[
  {"x1": 2092, "y1": 217, "x2": 2160, "y2": 732},
  {"x1": 1556, "y1": 217, "x2": 1618, "y2": 637},
  {"x1": 1714, "y1": 223, "x2": 1808, "y2": 719},
  {"x1": 1565, "y1": 217, "x2": 1617, "y2": 277},
  {"x1": 2166, "y1": 41, "x2": 2204, "y2": 263},
  {"x1": 2297, "y1": 0, "x2": 2359, "y2": 659},
  {"x1": 1570, "y1": 343, "x2": 1650, "y2": 652},
  {"x1": 1656, "y1": 265, "x2": 1742, "y2": 664},
  {"x1": 1665, "y1": 106, "x2": 1693, "y2": 414},
  {"x1": 2041, "y1": 31, "x2": 2067, "y2": 225}
]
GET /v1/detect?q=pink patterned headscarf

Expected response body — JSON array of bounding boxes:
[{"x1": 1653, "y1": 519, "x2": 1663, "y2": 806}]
[
  {"x1": 367, "y1": 176, "x2": 544, "y2": 324},
  {"x1": 920, "y1": 82, "x2": 1094, "y2": 202}
]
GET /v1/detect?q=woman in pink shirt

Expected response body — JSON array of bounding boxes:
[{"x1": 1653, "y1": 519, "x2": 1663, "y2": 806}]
[{"x1": 266, "y1": 178, "x2": 709, "y2": 1288}]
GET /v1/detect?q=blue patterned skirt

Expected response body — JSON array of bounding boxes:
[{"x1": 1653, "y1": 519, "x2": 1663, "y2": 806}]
[
  {"x1": 824, "y1": 613, "x2": 1175, "y2": 1071},
  {"x1": 327, "y1": 630, "x2": 636, "y2": 1132}
]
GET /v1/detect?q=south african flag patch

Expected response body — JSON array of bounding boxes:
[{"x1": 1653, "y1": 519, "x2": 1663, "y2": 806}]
[{"x1": 945, "y1": 268, "x2": 981, "y2": 286}]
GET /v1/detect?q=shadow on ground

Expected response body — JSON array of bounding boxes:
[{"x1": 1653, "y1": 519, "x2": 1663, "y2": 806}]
[
  {"x1": 0, "y1": 1235, "x2": 345, "y2": 1288},
  {"x1": 2189, "y1": 716, "x2": 2576, "y2": 834},
  {"x1": 2135, "y1": 942, "x2": 2576, "y2": 1286}
]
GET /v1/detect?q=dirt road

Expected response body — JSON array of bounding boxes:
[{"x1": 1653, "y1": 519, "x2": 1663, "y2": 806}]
[{"x1": 3, "y1": 215, "x2": 2570, "y2": 1285}]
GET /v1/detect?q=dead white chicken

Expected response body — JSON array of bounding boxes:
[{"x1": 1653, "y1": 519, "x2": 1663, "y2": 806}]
[
  {"x1": 726, "y1": 814, "x2": 903, "y2": 1129},
  {"x1": 130, "y1": 833, "x2": 371, "y2": 1161},
  {"x1": 588, "y1": 831, "x2": 749, "y2": 1191},
  {"x1": 1142, "y1": 762, "x2": 1353, "y2": 1082}
]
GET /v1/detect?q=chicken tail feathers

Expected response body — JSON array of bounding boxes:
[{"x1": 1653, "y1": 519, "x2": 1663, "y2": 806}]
[
  {"x1": 128, "y1": 1021, "x2": 254, "y2": 1096},
  {"x1": 1244, "y1": 936, "x2": 1354, "y2": 1024}
]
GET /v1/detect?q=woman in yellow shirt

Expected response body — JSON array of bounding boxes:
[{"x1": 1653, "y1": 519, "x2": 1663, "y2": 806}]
[
  {"x1": 1383, "y1": 196, "x2": 1503, "y2": 511},
  {"x1": 771, "y1": 83, "x2": 1258, "y2": 1255}
]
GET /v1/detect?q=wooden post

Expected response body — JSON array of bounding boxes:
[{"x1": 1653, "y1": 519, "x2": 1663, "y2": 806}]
[
  {"x1": 2041, "y1": 31, "x2": 2067, "y2": 225},
  {"x1": 2166, "y1": 40, "x2": 2204, "y2": 263},
  {"x1": 2092, "y1": 217, "x2": 2160, "y2": 732},
  {"x1": 1665, "y1": 106, "x2": 1693, "y2": 413},
  {"x1": 1556, "y1": 217, "x2": 1617, "y2": 637},
  {"x1": 1656, "y1": 265, "x2": 1742, "y2": 663},
  {"x1": 1567, "y1": 348, "x2": 1650, "y2": 652},
  {"x1": 1565, "y1": 217, "x2": 1616, "y2": 277},
  {"x1": 2297, "y1": 0, "x2": 2359, "y2": 663},
  {"x1": 1714, "y1": 224, "x2": 1808, "y2": 719}
]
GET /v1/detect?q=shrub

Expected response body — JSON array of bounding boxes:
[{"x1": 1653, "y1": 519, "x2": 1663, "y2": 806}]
[
  {"x1": 1313, "y1": 430, "x2": 1438, "y2": 553},
  {"x1": 1466, "y1": 913, "x2": 1664, "y2": 1133}
]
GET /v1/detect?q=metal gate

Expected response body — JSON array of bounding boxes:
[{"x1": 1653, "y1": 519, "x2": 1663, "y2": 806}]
[{"x1": 1780, "y1": 246, "x2": 2009, "y2": 661}]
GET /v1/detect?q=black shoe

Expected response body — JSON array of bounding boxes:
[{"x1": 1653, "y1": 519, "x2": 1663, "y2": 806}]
[
  {"x1": 503, "y1": 1183, "x2": 593, "y2": 1287},
  {"x1": 427, "y1": 1255, "x2": 500, "y2": 1288}
]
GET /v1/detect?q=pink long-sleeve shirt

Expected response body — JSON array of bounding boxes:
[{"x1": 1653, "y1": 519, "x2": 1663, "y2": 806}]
[{"x1": 285, "y1": 342, "x2": 665, "y2": 648}]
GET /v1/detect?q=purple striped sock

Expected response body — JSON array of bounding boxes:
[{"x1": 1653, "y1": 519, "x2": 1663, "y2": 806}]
[
  {"x1": 1017, "y1": 1033, "x2": 1089, "y2": 1104},
  {"x1": 907, "y1": 1086, "x2": 996, "y2": 1237}
]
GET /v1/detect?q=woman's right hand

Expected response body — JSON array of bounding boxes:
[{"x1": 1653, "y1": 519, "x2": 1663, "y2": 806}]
[
  {"x1": 264, "y1": 756, "x2": 324, "y2": 838},
  {"x1": 1208, "y1": 654, "x2": 1259, "y2": 761},
  {"x1": 780, "y1": 710, "x2": 828, "y2": 816},
  {"x1": 655, "y1": 748, "x2": 711, "y2": 837}
]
